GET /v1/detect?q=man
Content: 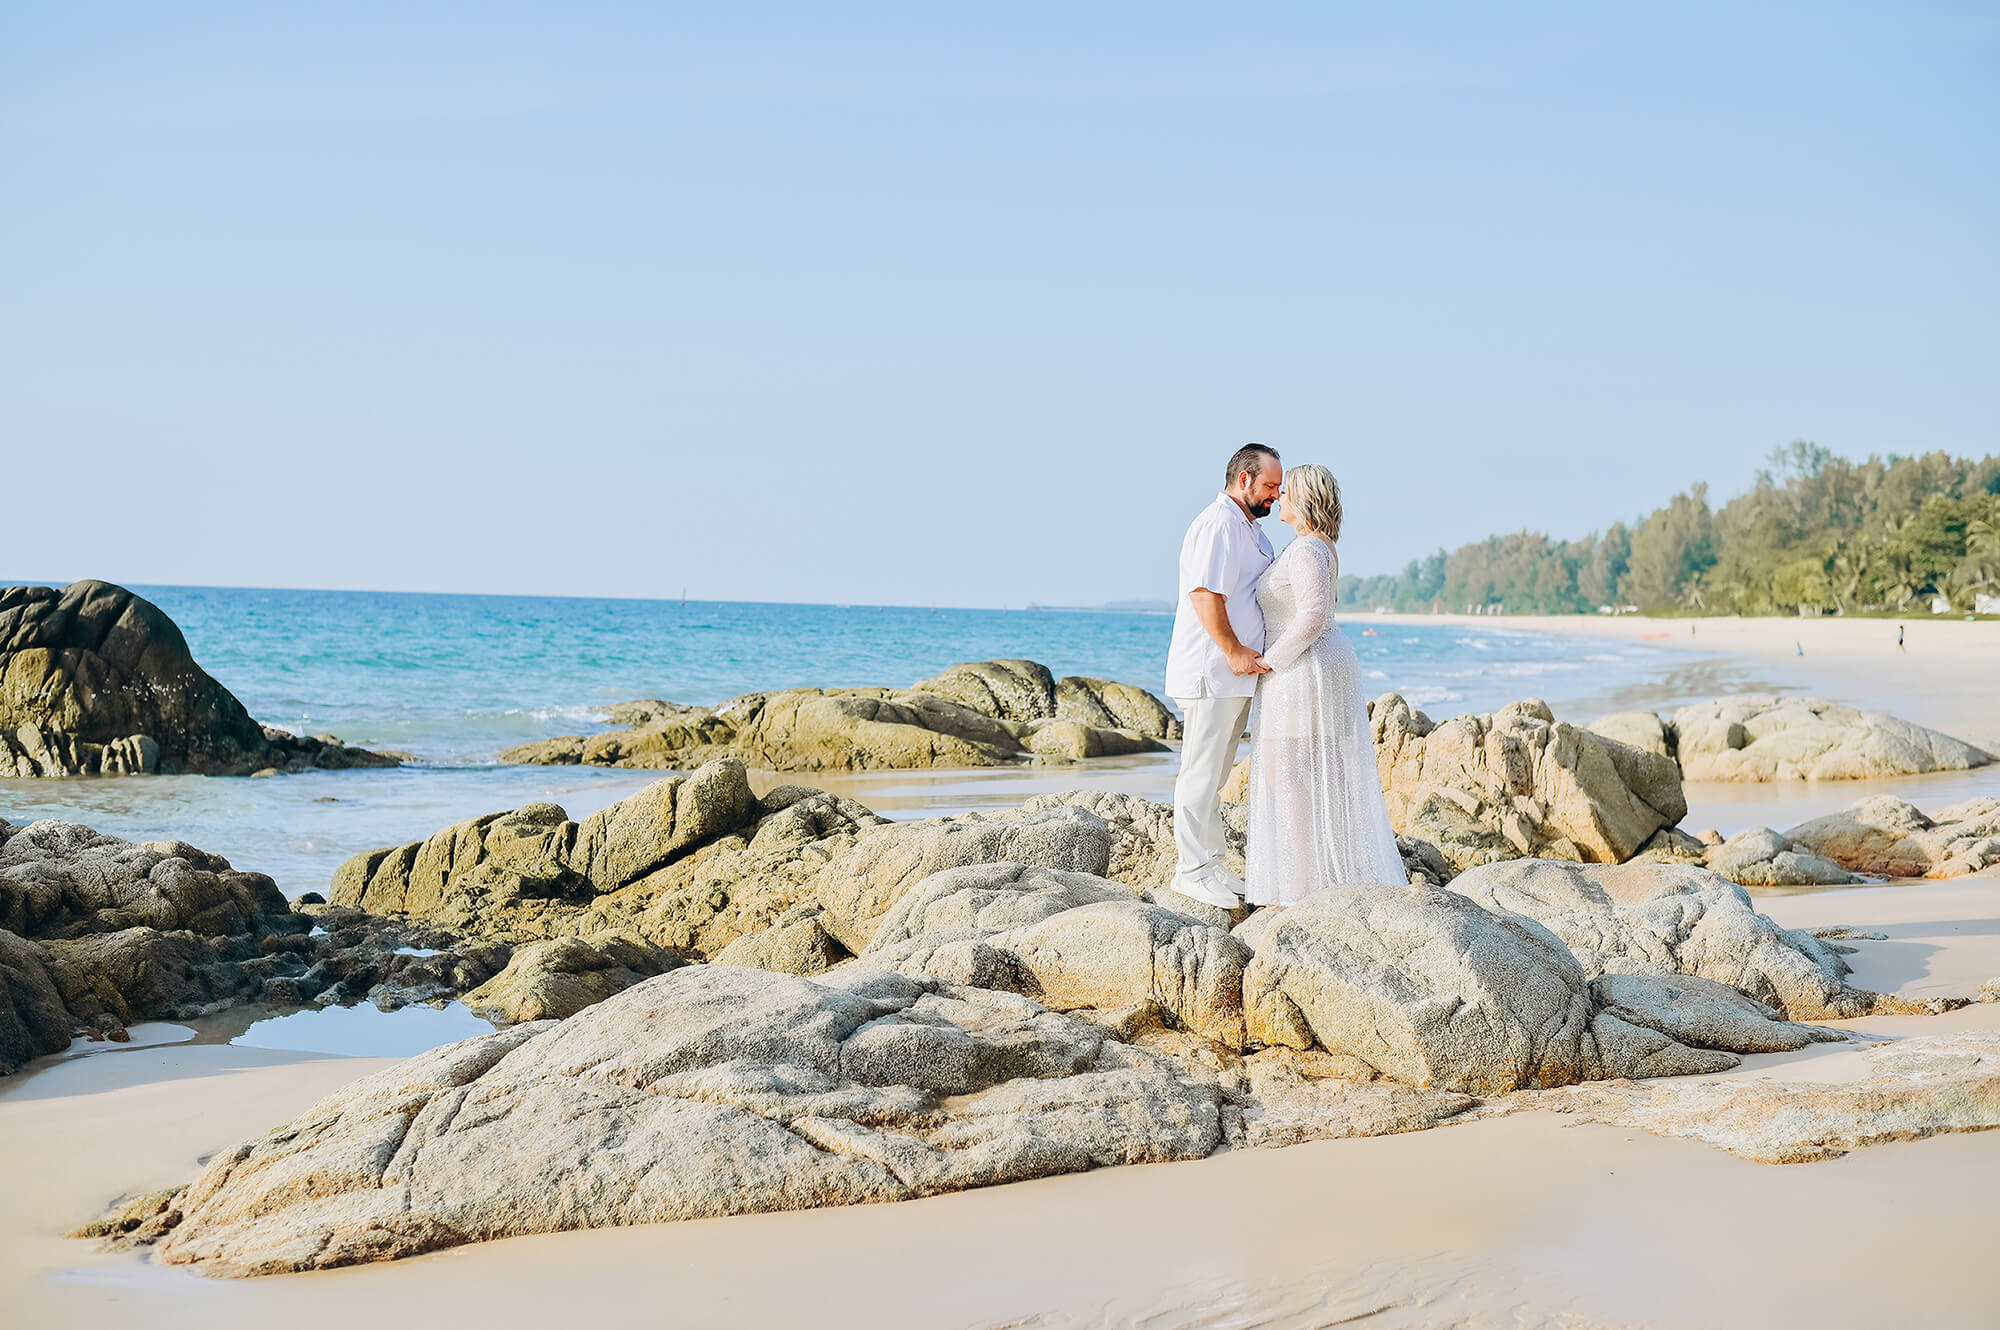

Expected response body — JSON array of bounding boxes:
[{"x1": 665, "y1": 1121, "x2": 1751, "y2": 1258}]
[{"x1": 1164, "y1": 444, "x2": 1280, "y2": 908}]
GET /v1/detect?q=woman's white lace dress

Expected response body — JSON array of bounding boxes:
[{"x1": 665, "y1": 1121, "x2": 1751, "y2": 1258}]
[{"x1": 1244, "y1": 535, "x2": 1408, "y2": 906}]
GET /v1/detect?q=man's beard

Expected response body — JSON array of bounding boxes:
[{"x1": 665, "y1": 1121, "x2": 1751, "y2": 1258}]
[{"x1": 1245, "y1": 497, "x2": 1273, "y2": 518}]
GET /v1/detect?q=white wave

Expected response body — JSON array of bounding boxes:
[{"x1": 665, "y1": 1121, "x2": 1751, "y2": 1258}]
[
  {"x1": 1399, "y1": 686, "x2": 1461, "y2": 707},
  {"x1": 529, "y1": 704, "x2": 612, "y2": 723},
  {"x1": 1365, "y1": 669, "x2": 1389, "y2": 680}
]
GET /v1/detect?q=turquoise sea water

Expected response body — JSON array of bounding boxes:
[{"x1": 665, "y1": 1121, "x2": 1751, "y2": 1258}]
[{"x1": 1, "y1": 584, "x2": 1725, "y2": 897}]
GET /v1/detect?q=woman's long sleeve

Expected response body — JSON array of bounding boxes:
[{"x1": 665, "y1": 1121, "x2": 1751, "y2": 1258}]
[{"x1": 1261, "y1": 540, "x2": 1336, "y2": 670}]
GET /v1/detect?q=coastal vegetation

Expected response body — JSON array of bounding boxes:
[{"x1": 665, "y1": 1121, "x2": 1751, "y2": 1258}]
[{"x1": 1340, "y1": 444, "x2": 2000, "y2": 615}]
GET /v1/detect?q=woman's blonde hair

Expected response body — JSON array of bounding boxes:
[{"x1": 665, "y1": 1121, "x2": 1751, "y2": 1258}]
[{"x1": 1284, "y1": 463, "x2": 1343, "y2": 542}]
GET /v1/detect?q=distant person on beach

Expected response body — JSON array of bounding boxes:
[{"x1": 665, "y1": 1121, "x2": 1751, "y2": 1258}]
[
  {"x1": 1899, "y1": 624, "x2": 1907, "y2": 653},
  {"x1": 1165, "y1": 445, "x2": 1278, "y2": 907},
  {"x1": 1240, "y1": 463, "x2": 1408, "y2": 905}
]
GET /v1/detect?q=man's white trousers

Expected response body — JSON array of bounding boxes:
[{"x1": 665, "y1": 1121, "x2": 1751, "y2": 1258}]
[{"x1": 1171, "y1": 694, "x2": 1252, "y2": 891}]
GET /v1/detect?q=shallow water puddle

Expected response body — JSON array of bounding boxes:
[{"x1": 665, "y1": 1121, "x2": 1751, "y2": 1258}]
[
  {"x1": 54, "y1": 1022, "x2": 196, "y2": 1059},
  {"x1": 232, "y1": 1002, "x2": 496, "y2": 1058}
]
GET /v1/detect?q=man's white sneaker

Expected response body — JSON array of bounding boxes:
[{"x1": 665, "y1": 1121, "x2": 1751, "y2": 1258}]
[{"x1": 1171, "y1": 868, "x2": 1243, "y2": 909}]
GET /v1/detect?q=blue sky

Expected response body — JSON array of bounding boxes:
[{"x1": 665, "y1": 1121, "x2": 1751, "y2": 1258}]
[{"x1": 4, "y1": 3, "x2": 1994, "y2": 605}]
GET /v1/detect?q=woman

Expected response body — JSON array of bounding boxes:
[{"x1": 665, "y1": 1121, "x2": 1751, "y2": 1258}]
[{"x1": 1243, "y1": 463, "x2": 1408, "y2": 906}]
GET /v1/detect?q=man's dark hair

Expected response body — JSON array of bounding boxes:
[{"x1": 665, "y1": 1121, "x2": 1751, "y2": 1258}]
[{"x1": 1224, "y1": 444, "x2": 1280, "y2": 490}]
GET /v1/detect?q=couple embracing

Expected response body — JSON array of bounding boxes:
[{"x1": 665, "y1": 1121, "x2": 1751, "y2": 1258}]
[{"x1": 1165, "y1": 444, "x2": 1407, "y2": 910}]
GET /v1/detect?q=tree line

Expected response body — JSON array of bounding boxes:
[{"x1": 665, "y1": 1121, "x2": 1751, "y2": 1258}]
[{"x1": 1338, "y1": 444, "x2": 2000, "y2": 616}]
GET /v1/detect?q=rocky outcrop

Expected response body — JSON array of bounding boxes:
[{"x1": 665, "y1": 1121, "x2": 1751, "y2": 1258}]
[
  {"x1": 99, "y1": 988, "x2": 2000, "y2": 1274},
  {"x1": 0, "y1": 927, "x2": 71, "y2": 1074},
  {"x1": 0, "y1": 817, "x2": 311, "y2": 1051},
  {"x1": 1369, "y1": 694, "x2": 1688, "y2": 874},
  {"x1": 1783, "y1": 796, "x2": 2000, "y2": 879},
  {"x1": 74, "y1": 776, "x2": 2000, "y2": 1267},
  {"x1": 710, "y1": 906, "x2": 848, "y2": 975},
  {"x1": 1023, "y1": 788, "x2": 1452, "y2": 894},
  {"x1": 915, "y1": 660, "x2": 1183, "y2": 740},
  {"x1": 1649, "y1": 696, "x2": 1991, "y2": 782},
  {"x1": 859, "y1": 863, "x2": 1253, "y2": 1048},
  {"x1": 813, "y1": 806, "x2": 1115, "y2": 953},
  {"x1": 1444, "y1": 859, "x2": 1915, "y2": 1021},
  {"x1": 2, "y1": 818, "x2": 289, "y2": 939},
  {"x1": 1588, "y1": 972, "x2": 1844, "y2": 1054},
  {"x1": 0, "y1": 817, "x2": 513, "y2": 1070},
  {"x1": 462, "y1": 932, "x2": 682, "y2": 1023},
  {"x1": 1697, "y1": 826, "x2": 1863, "y2": 888},
  {"x1": 499, "y1": 659, "x2": 1178, "y2": 773},
  {"x1": 1240, "y1": 881, "x2": 1736, "y2": 1093},
  {"x1": 1024, "y1": 790, "x2": 1226, "y2": 891},
  {"x1": 151, "y1": 965, "x2": 1225, "y2": 1276},
  {"x1": 326, "y1": 773, "x2": 901, "y2": 998},
  {"x1": 0, "y1": 580, "x2": 398, "y2": 777},
  {"x1": 332, "y1": 759, "x2": 766, "y2": 938},
  {"x1": 1516, "y1": 1031, "x2": 2000, "y2": 1163}
]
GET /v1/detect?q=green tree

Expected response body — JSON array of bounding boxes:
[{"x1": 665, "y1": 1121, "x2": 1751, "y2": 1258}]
[{"x1": 1619, "y1": 484, "x2": 1715, "y2": 608}]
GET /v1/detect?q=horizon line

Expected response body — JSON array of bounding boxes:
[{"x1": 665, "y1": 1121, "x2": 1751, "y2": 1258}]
[{"x1": 2, "y1": 575, "x2": 1171, "y2": 617}]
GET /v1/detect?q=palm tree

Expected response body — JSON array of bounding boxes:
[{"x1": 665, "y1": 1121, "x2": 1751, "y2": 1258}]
[{"x1": 1830, "y1": 551, "x2": 1864, "y2": 614}]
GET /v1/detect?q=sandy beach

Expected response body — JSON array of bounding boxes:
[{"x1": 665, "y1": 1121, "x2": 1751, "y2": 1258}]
[
  {"x1": 1367, "y1": 612, "x2": 2000, "y2": 754},
  {"x1": 6, "y1": 872, "x2": 1997, "y2": 1330},
  {"x1": 6, "y1": 615, "x2": 2000, "y2": 1329}
]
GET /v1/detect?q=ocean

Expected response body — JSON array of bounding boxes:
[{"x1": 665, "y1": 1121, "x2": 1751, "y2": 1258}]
[{"x1": 0, "y1": 585, "x2": 1728, "y2": 897}]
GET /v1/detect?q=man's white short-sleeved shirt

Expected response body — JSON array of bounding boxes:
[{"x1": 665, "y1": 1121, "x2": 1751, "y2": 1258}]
[{"x1": 1165, "y1": 493, "x2": 1276, "y2": 700}]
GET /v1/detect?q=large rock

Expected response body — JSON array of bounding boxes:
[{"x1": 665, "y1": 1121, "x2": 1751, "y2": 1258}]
[
  {"x1": 152, "y1": 965, "x2": 1223, "y2": 1276},
  {"x1": 0, "y1": 580, "x2": 397, "y2": 777},
  {"x1": 0, "y1": 818, "x2": 321, "y2": 1044},
  {"x1": 1670, "y1": 696, "x2": 1992, "y2": 782},
  {"x1": 462, "y1": 932, "x2": 683, "y2": 1023},
  {"x1": 709, "y1": 907, "x2": 848, "y2": 976},
  {"x1": 869, "y1": 661, "x2": 1183, "y2": 741},
  {"x1": 1241, "y1": 881, "x2": 1606, "y2": 1094},
  {"x1": 1023, "y1": 790, "x2": 1215, "y2": 891},
  {"x1": 330, "y1": 759, "x2": 764, "y2": 938},
  {"x1": 1518, "y1": 1031, "x2": 2000, "y2": 1163},
  {"x1": 332, "y1": 779, "x2": 894, "y2": 986},
  {"x1": 500, "y1": 659, "x2": 1176, "y2": 772},
  {"x1": 1784, "y1": 796, "x2": 2000, "y2": 879},
  {"x1": 911, "y1": 660, "x2": 1060, "y2": 723},
  {"x1": 0, "y1": 818, "x2": 532, "y2": 1072},
  {"x1": 1587, "y1": 710, "x2": 1674, "y2": 760},
  {"x1": 865, "y1": 862, "x2": 1138, "y2": 948},
  {"x1": 1446, "y1": 859, "x2": 1907, "y2": 1021},
  {"x1": 1, "y1": 819, "x2": 290, "y2": 939},
  {"x1": 1054, "y1": 677, "x2": 1182, "y2": 740},
  {"x1": 0, "y1": 928, "x2": 71, "y2": 1074},
  {"x1": 860, "y1": 863, "x2": 1252, "y2": 1048},
  {"x1": 813, "y1": 806, "x2": 1115, "y2": 953},
  {"x1": 1589, "y1": 972, "x2": 1845, "y2": 1054},
  {"x1": 1371, "y1": 694, "x2": 1687, "y2": 875},
  {"x1": 1237, "y1": 1050, "x2": 1479, "y2": 1148},
  {"x1": 1699, "y1": 826, "x2": 1863, "y2": 888}
]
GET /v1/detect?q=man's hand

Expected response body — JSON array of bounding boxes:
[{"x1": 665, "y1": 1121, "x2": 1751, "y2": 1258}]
[
  {"x1": 1191, "y1": 589, "x2": 1269, "y2": 676},
  {"x1": 1227, "y1": 645, "x2": 1271, "y2": 676}
]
